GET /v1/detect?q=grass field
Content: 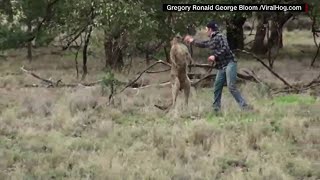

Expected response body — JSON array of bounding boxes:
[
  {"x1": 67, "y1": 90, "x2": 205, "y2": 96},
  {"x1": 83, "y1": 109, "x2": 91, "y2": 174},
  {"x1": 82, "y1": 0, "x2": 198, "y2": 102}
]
[{"x1": 0, "y1": 29, "x2": 320, "y2": 179}]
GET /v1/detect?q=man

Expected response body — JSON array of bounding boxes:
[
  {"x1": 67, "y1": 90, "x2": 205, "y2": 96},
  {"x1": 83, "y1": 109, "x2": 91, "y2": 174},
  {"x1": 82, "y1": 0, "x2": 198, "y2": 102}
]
[{"x1": 184, "y1": 20, "x2": 252, "y2": 113}]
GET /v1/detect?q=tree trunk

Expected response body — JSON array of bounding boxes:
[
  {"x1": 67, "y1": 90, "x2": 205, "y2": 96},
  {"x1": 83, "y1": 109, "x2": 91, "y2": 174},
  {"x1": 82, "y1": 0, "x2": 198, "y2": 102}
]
[
  {"x1": 27, "y1": 21, "x2": 32, "y2": 62},
  {"x1": 251, "y1": 15, "x2": 268, "y2": 54},
  {"x1": 164, "y1": 46, "x2": 170, "y2": 63},
  {"x1": 146, "y1": 52, "x2": 151, "y2": 65},
  {"x1": 268, "y1": 13, "x2": 292, "y2": 50},
  {"x1": 112, "y1": 40, "x2": 124, "y2": 70},
  {"x1": 226, "y1": 16, "x2": 246, "y2": 50},
  {"x1": 311, "y1": 43, "x2": 320, "y2": 67},
  {"x1": 104, "y1": 30, "x2": 125, "y2": 70},
  {"x1": 268, "y1": 22, "x2": 281, "y2": 50},
  {"x1": 82, "y1": 26, "x2": 93, "y2": 81},
  {"x1": 104, "y1": 30, "x2": 113, "y2": 69},
  {"x1": 266, "y1": 22, "x2": 275, "y2": 69}
]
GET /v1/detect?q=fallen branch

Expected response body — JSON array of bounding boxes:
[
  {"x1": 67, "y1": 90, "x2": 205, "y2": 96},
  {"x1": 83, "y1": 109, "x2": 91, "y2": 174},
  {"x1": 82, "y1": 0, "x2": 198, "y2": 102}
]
[
  {"x1": 146, "y1": 68, "x2": 171, "y2": 74},
  {"x1": 236, "y1": 49, "x2": 296, "y2": 90},
  {"x1": 21, "y1": 66, "x2": 59, "y2": 87},
  {"x1": 150, "y1": 56, "x2": 172, "y2": 66},
  {"x1": 191, "y1": 74, "x2": 213, "y2": 87},
  {"x1": 239, "y1": 69, "x2": 265, "y2": 84},
  {"x1": 305, "y1": 72, "x2": 320, "y2": 88},
  {"x1": 271, "y1": 72, "x2": 320, "y2": 95},
  {"x1": 190, "y1": 71, "x2": 260, "y2": 87},
  {"x1": 21, "y1": 66, "x2": 125, "y2": 88},
  {"x1": 271, "y1": 83, "x2": 320, "y2": 95},
  {"x1": 132, "y1": 81, "x2": 171, "y2": 89},
  {"x1": 188, "y1": 63, "x2": 213, "y2": 69},
  {"x1": 118, "y1": 60, "x2": 171, "y2": 93}
]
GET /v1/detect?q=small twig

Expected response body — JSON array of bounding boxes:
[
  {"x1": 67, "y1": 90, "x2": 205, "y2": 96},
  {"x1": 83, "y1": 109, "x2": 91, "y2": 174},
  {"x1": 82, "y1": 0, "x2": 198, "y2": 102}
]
[{"x1": 146, "y1": 68, "x2": 171, "y2": 74}]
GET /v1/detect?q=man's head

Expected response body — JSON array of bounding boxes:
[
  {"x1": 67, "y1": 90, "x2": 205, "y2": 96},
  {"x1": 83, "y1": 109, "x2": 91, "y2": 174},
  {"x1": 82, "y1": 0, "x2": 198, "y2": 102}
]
[{"x1": 206, "y1": 20, "x2": 219, "y2": 37}]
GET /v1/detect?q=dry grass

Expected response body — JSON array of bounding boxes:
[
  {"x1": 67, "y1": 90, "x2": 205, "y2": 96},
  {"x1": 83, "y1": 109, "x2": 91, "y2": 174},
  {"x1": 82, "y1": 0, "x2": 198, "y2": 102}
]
[{"x1": 0, "y1": 29, "x2": 320, "y2": 179}]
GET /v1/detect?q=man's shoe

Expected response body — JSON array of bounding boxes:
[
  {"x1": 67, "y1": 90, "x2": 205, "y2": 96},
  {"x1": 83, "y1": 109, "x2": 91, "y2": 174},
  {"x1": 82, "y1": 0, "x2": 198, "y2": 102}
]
[
  {"x1": 241, "y1": 105, "x2": 255, "y2": 112},
  {"x1": 213, "y1": 109, "x2": 223, "y2": 116}
]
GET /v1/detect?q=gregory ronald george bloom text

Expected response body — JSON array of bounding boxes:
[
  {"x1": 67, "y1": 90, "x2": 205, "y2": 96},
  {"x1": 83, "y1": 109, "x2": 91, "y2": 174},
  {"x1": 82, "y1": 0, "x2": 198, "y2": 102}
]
[{"x1": 164, "y1": 4, "x2": 304, "y2": 12}]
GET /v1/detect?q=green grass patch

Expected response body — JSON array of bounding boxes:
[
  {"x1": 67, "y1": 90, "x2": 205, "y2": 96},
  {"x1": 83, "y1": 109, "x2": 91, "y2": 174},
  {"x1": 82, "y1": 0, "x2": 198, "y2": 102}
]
[
  {"x1": 206, "y1": 110, "x2": 260, "y2": 127},
  {"x1": 272, "y1": 94, "x2": 316, "y2": 106}
]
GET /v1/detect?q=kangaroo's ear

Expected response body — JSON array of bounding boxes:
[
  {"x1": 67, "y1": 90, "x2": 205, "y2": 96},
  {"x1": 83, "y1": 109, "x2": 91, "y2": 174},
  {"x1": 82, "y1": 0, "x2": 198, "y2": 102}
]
[{"x1": 175, "y1": 33, "x2": 182, "y2": 39}]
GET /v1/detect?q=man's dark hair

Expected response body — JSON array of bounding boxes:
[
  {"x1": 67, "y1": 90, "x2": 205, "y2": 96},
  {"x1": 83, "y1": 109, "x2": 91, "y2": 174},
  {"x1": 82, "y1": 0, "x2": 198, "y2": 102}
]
[{"x1": 206, "y1": 20, "x2": 219, "y2": 31}]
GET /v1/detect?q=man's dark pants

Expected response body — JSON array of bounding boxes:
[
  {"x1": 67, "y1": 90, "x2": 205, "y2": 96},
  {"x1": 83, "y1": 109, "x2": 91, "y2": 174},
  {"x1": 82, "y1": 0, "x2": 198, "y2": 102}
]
[{"x1": 213, "y1": 61, "x2": 248, "y2": 111}]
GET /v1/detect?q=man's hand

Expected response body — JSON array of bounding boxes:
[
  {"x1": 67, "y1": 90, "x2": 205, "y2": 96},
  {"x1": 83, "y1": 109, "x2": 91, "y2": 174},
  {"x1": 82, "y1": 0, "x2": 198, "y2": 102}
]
[
  {"x1": 184, "y1": 35, "x2": 194, "y2": 44},
  {"x1": 208, "y1": 55, "x2": 215, "y2": 63}
]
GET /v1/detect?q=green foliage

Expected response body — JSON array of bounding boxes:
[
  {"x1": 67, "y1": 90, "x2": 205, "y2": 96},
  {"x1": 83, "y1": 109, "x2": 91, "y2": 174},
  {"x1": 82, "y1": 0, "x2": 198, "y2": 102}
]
[
  {"x1": 34, "y1": 28, "x2": 60, "y2": 47},
  {"x1": 0, "y1": 0, "x2": 313, "y2": 55},
  {"x1": 0, "y1": 25, "x2": 29, "y2": 50},
  {"x1": 100, "y1": 69, "x2": 122, "y2": 96},
  {"x1": 19, "y1": 0, "x2": 47, "y2": 23}
]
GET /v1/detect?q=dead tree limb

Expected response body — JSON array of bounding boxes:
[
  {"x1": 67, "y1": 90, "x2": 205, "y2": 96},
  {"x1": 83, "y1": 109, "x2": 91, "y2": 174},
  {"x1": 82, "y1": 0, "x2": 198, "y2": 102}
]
[
  {"x1": 271, "y1": 71, "x2": 320, "y2": 95},
  {"x1": 311, "y1": 42, "x2": 320, "y2": 67},
  {"x1": 146, "y1": 68, "x2": 171, "y2": 74},
  {"x1": 236, "y1": 49, "x2": 296, "y2": 90},
  {"x1": 310, "y1": 14, "x2": 319, "y2": 48},
  {"x1": 310, "y1": 14, "x2": 320, "y2": 66},
  {"x1": 118, "y1": 60, "x2": 170, "y2": 93},
  {"x1": 21, "y1": 66, "x2": 122, "y2": 88},
  {"x1": 190, "y1": 71, "x2": 261, "y2": 87},
  {"x1": 20, "y1": 66, "x2": 59, "y2": 87},
  {"x1": 150, "y1": 56, "x2": 172, "y2": 67},
  {"x1": 306, "y1": 72, "x2": 320, "y2": 87},
  {"x1": 188, "y1": 64, "x2": 213, "y2": 69},
  {"x1": 191, "y1": 74, "x2": 213, "y2": 86},
  {"x1": 151, "y1": 56, "x2": 216, "y2": 70}
]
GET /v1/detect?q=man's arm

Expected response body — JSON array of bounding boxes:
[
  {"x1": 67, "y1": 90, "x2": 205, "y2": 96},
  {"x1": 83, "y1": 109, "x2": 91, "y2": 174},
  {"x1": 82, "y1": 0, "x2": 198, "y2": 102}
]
[{"x1": 191, "y1": 39, "x2": 211, "y2": 48}]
